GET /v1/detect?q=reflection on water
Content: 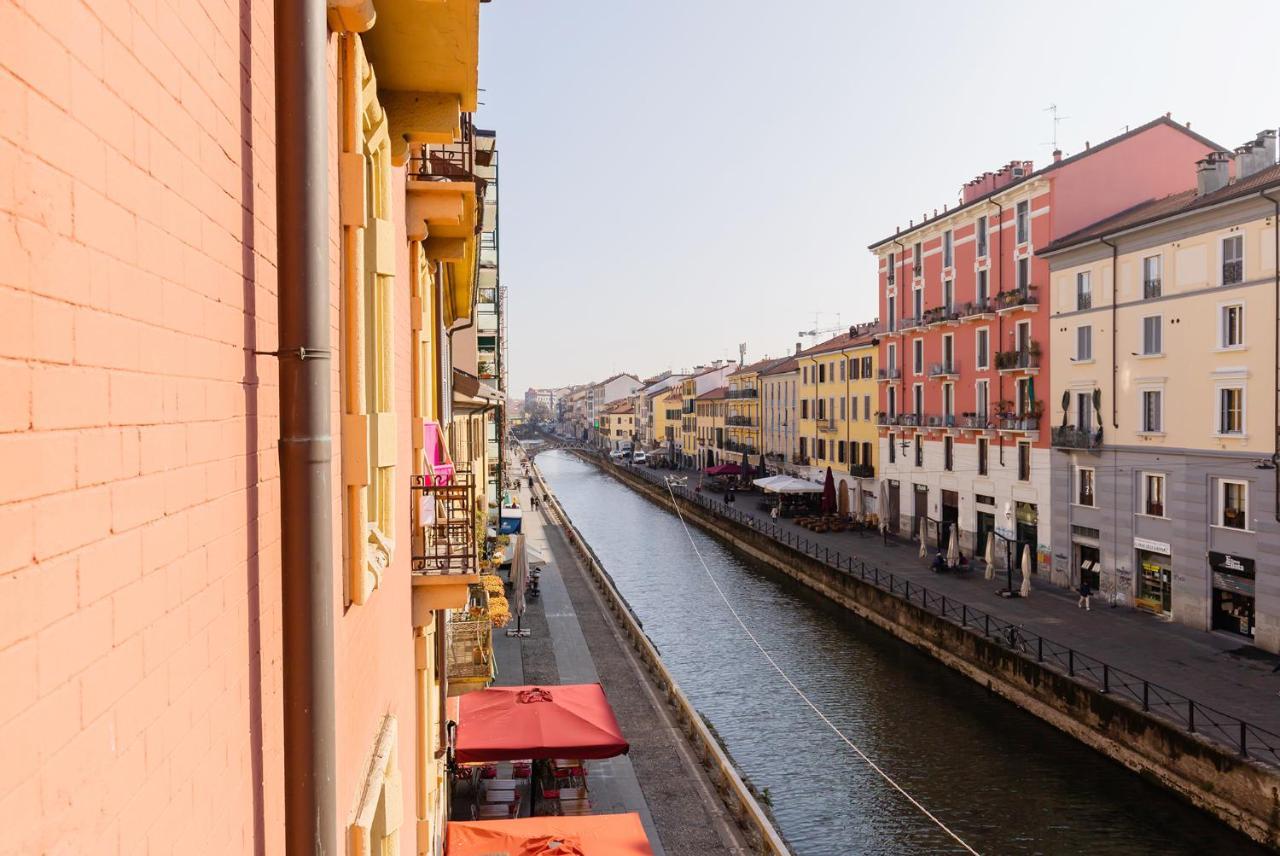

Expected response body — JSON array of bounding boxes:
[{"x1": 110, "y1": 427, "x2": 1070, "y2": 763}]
[{"x1": 538, "y1": 451, "x2": 1265, "y2": 855}]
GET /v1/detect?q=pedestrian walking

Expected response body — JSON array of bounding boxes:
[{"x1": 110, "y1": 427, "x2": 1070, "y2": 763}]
[
  {"x1": 1077, "y1": 579, "x2": 1093, "y2": 611},
  {"x1": 770, "y1": 503, "x2": 780, "y2": 522}
]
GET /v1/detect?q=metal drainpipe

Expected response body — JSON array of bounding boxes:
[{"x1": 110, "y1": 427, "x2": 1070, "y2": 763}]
[
  {"x1": 273, "y1": 0, "x2": 335, "y2": 852},
  {"x1": 1100, "y1": 237, "x2": 1119, "y2": 428},
  {"x1": 1263, "y1": 191, "x2": 1280, "y2": 520}
]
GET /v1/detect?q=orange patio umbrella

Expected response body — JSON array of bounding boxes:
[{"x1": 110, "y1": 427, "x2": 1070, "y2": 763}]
[
  {"x1": 447, "y1": 812, "x2": 653, "y2": 855},
  {"x1": 453, "y1": 684, "x2": 629, "y2": 764}
]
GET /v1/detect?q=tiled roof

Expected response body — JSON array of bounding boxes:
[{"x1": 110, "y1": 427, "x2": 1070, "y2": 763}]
[
  {"x1": 729, "y1": 356, "x2": 787, "y2": 377},
  {"x1": 1040, "y1": 163, "x2": 1280, "y2": 255},
  {"x1": 797, "y1": 327, "x2": 880, "y2": 358},
  {"x1": 760, "y1": 356, "x2": 799, "y2": 376},
  {"x1": 868, "y1": 116, "x2": 1224, "y2": 250},
  {"x1": 696, "y1": 386, "x2": 727, "y2": 401}
]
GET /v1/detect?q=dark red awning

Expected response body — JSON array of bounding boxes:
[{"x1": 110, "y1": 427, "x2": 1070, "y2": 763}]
[{"x1": 454, "y1": 684, "x2": 629, "y2": 764}]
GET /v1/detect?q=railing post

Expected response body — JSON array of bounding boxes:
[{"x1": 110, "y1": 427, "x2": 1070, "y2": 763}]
[
  {"x1": 890, "y1": 573, "x2": 895, "y2": 592},
  {"x1": 1036, "y1": 637, "x2": 1043, "y2": 663},
  {"x1": 1068, "y1": 650, "x2": 1075, "y2": 677},
  {"x1": 1189, "y1": 701, "x2": 1196, "y2": 733},
  {"x1": 984, "y1": 614, "x2": 989, "y2": 637},
  {"x1": 962, "y1": 604, "x2": 968, "y2": 627},
  {"x1": 1102, "y1": 664, "x2": 1109, "y2": 694},
  {"x1": 1240, "y1": 721, "x2": 1248, "y2": 758},
  {"x1": 922, "y1": 587, "x2": 927, "y2": 609},
  {"x1": 940, "y1": 595, "x2": 947, "y2": 616},
  {"x1": 1143, "y1": 682, "x2": 1149, "y2": 711}
]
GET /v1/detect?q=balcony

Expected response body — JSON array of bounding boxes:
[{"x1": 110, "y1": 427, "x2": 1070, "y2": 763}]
[
  {"x1": 848, "y1": 463, "x2": 875, "y2": 478},
  {"x1": 1052, "y1": 425, "x2": 1104, "y2": 449},
  {"x1": 963, "y1": 299, "x2": 996, "y2": 320},
  {"x1": 817, "y1": 418, "x2": 838, "y2": 433},
  {"x1": 726, "y1": 388, "x2": 759, "y2": 399},
  {"x1": 726, "y1": 416, "x2": 756, "y2": 427},
  {"x1": 996, "y1": 348, "x2": 1040, "y2": 374},
  {"x1": 724, "y1": 439, "x2": 759, "y2": 455},
  {"x1": 1143, "y1": 278, "x2": 1162, "y2": 299},
  {"x1": 924, "y1": 414, "x2": 956, "y2": 430},
  {"x1": 959, "y1": 413, "x2": 993, "y2": 431},
  {"x1": 899, "y1": 315, "x2": 922, "y2": 330},
  {"x1": 928, "y1": 360, "x2": 960, "y2": 378},
  {"x1": 447, "y1": 605, "x2": 495, "y2": 693},
  {"x1": 995, "y1": 287, "x2": 1039, "y2": 314},
  {"x1": 410, "y1": 471, "x2": 481, "y2": 617},
  {"x1": 996, "y1": 414, "x2": 1041, "y2": 438},
  {"x1": 876, "y1": 412, "x2": 920, "y2": 428},
  {"x1": 877, "y1": 367, "x2": 902, "y2": 382}
]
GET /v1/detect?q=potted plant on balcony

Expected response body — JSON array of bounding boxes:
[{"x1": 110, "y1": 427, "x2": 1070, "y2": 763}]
[{"x1": 1028, "y1": 340, "x2": 1042, "y2": 362}]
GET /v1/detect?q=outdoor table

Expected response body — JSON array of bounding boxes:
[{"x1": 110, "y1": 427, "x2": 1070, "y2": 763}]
[
  {"x1": 483, "y1": 778, "x2": 521, "y2": 791},
  {"x1": 559, "y1": 798, "x2": 592, "y2": 816}
]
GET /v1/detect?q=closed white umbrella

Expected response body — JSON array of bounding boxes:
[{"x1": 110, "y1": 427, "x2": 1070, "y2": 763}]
[
  {"x1": 1019, "y1": 544, "x2": 1032, "y2": 598},
  {"x1": 946, "y1": 527, "x2": 960, "y2": 569},
  {"x1": 507, "y1": 534, "x2": 530, "y2": 637},
  {"x1": 984, "y1": 534, "x2": 995, "y2": 580},
  {"x1": 878, "y1": 481, "x2": 889, "y2": 536},
  {"x1": 918, "y1": 517, "x2": 927, "y2": 559},
  {"x1": 853, "y1": 485, "x2": 864, "y2": 521}
]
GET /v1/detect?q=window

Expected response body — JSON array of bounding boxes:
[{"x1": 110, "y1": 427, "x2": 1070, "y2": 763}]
[
  {"x1": 943, "y1": 279, "x2": 954, "y2": 314},
  {"x1": 977, "y1": 269, "x2": 989, "y2": 307},
  {"x1": 1142, "y1": 255, "x2": 1162, "y2": 298},
  {"x1": 944, "y1": 230, "x2": 954, "y2": 267},
  {"x1": 889, "y1": 434, "x2": 896, "y2": 462},
  {"x1": 799, "y1": 437, "x2": 807, "y2": 459},
  {"x1": 837, "y1": 440, "x2": 846, "y2": 463},
  {"x1": 1222, "y1": 235, "x2": 1243, "y2": 285},
  {"x1": 1142, "y1": 473, "x2": 1165, "y2": 517},
  {"x1": 887, "y1": 343, "x2": 897, "y2": 372},
  {"x1": 1076, "y1": 467, "x2": 1095, "y2": 506},
  {"x1": 913, "y1": 384, "x2": 923, "y2": 417},
  {"x1": 1076, "y1": 325, "x2": 1092, "y2": 361},
  {"x1": 1076, "y1": 271, "x2": 1092, "y2": 310},
  {"x1": 976, "y1": 216, "x2": 988, "y2": 258},
  {"x1": 817, "y1": 439, "x2": 826, "y2": 459},
  {"x1": 942, "y1": 334, "x2": 954, "y2": 370},
  {"x1": 1218, "y1": 479, "x2": 1248, "y2": 530},
  {"x1": 849, "y1": 358, "x2": 859, "y2": 380},
  {"x1": 1141, "y1": 315, "x2": 1162, "y2": 355},
  {"x1": 944, "y1": 437, "x2": 954, "y2": 471},
  {"x1": 1016, "y1": 200, "x2": 1029, "y2": 243},
  {"x1": 914, "y1": 435, "x2": 923, "y2": 467},
  {"x1": 1140, "y1": 389, "x2": 1162, "y2": 433},
  {"x1": 976, "y1": 328, "x2": 989, "y2": 369},
  {"x1": 849, "y1": 396, "x2": 857, "y2": 421},
  {"x1": 863, "y1": 395, "x2": 871, "y2": 419},
  {"x1": 887, "y1": 386, "x2": 897, "y2": 418},
  {"x1": 888, "y1": 295, "x2": 896, "y2": 332},
  {"x1": 1017, "y1": 256, "x2": 1030, "y2": 292},
  {"x1": 803, "y1": 366, "x2": 809, "y2": 384},
  {"x1": 816, "y1": 398, "x2": 825, "y2": 419},
  {"x1": 913, "y1": 339, "x2": 924, "y2": 375},
  {"x1": 1075, "y1": 391, "x2": 1094, "y2": 430},
  {"x1": 840, "y1": 396, "x2": 846, "y2": 420},
  {"x1": 862, "y1": 357, "x2": 872, "y2": 377},
  {"x1": 913, "y1": 241, "x2": 923, "y2": 276},
  {"x1": 840, "y1": 360, "x2": 846, "y2": 381},
  {"x1": 943, "y1": 383, "x2": 954, "y2": 419},
  {"x1": 913, "y1": 287, "x2": 923, "y2": 321},
  {"x1": 1218, "y1": 386, "x2": 1244, "y2": 435},
  {"x1": 1017, "y1": 442, "x2": 1031, "y2": 481},
  {"x1": 977, "y1": 438, "x2": 989, "y2": 476},
  {"x1": 801, "y1": 399, "x2": 809, "y2": 419},
  {"x1": 1221, "y1": 303, "x2": 1244, "y2": 348},
  {"x1": 975, "y1": 380, "x2": 989, "y2": 419},
  {"x1": 887, "y1": 252, "x2": 896, "y2": 285},
  {"x1": 818, "y1": 364, "x2": 826, "y2": 383}
]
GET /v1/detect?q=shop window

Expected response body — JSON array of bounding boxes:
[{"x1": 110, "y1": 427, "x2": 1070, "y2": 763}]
[
  {"x1": 1142, "y1": 473, "x2": 1165, "y2": 517},
  {"x1": 1218, "y1": 479, "x2": 1249, "y2": 530}
]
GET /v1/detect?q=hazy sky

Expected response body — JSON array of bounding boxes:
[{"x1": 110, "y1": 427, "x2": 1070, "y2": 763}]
[{"x1": 476, "y1": 1, "x2": 1279, "y2": 394}]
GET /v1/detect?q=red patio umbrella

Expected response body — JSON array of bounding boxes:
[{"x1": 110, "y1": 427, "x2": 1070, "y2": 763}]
[
  {"x1": 820, "y1": 466, "x2": 836, "y2": 515},
  {"x1": 703, "y1": 462, "x2": 742, "y2": 476},
  {"x1": 454, "y1": 684, "x2": 629, "y2": 764}
]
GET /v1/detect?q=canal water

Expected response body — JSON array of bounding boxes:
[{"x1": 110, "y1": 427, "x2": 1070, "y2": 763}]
[{"x1": 536, "y1": 450, "x2": 1266, "y2": 856}]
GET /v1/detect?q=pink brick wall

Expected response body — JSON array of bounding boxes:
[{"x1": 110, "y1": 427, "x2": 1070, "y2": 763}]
[{"x1": 0, "y1": 1, "x2": 418, "y2": 852}]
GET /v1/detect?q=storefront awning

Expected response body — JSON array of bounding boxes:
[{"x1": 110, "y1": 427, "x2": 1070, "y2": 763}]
[
  {"x1": 753, "y1": 475, "x2": 822, "y2": 494},
  {"x1": 446, "y1": 812, "x2": 653, "y2": 856},
  {"x1": 453, "y1": 684, "x2": 629, "y2": 764}
]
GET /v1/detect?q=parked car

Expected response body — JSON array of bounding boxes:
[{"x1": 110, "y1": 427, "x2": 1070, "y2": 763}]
[
  {"x1": 631, "y1": 451, "x2": 647, "y2": 465},
  {"x1": 608, "y1": 449, "x2": 627, "y2": 461}
]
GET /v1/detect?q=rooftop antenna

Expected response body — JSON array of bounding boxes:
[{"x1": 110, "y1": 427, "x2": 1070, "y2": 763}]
[
  {"x1": 1044, "y1": 103, "x2": 1070, "y2": 151},
  {"x1": 738, "y1": 342, "x2": 747, "y2": 366}
]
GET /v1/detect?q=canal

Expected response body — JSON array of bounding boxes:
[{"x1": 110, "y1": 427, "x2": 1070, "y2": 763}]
[{"x1": 536, "y1": 450, "x2": 1266, "y2": 855}]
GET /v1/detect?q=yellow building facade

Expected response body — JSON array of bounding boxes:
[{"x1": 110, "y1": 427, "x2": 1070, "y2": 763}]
[
  {"x1": 654, "y1": 390, "x2": 684, "y2": 453},
  {"x1": 726, "y1": 360, "x2": 771, "y2": 467},
  {"x1": 796, "y1": 328, "x2": 880, "y2": 513},
  {"x1": 1042, "y1": 148, "x2": 1280, "y2": 649},
  {"x1": 695, "y1": 387, "x2": 729, "y2": 468}
]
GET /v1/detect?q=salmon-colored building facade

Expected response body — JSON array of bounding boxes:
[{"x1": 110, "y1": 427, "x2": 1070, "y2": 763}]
[
  {"x1": 871, "y1": 117, "x2": 1221, "y2": 571},
  {"x1": 1, "y1": 1, "x2": 491, "y2": 853}
]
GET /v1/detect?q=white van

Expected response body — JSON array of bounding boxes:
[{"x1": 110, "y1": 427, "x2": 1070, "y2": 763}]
[{"x1": 631, "y1": 451, "x2": 648, "y2": 465}]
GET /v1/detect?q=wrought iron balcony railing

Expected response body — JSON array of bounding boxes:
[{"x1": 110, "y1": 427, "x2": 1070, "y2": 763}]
[
  {"x1": 726, "y1": 389, "x2": 759, "y2": 399},
  {"x1": 1143, "y1": 278, "x2": 1162, "y2": 299},
  {"x1": 1052, "y1": 425, "x2": 1104, "y2": 449},
  {"x1": 995, "y1": 348, "x2": 1041, "y2": 371},
  {"x1": 996, "y1": 286, "x2": 1039, "y2": 312},
  {"x1": 877, "y1": 367, "x2": 902, "y2": 381},
  {"x1": 410, "y1": 471, "x2": 477, "y2": 575},
  {"x1": 848, "y1": 463, "x2": 875, "y2": 478},
  {"x1": 817, "y1": 418, "x2": 838, "y2": 433},
  {"x1": 928, "y1": 360, "x2": 960, "y2": 377}
]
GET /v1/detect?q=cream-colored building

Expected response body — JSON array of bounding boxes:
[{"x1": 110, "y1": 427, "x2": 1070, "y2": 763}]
[
  {"x1": 760, "y1": 355, "x2": 800, "y2": 472},
  {"x1": 1042, "y1": 137, "x2": 1280, "y2": 650}
]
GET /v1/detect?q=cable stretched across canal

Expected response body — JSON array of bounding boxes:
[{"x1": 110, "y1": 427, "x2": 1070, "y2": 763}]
[{"x1": 663, "y1": 479, "x2": 982, "y2": 855}]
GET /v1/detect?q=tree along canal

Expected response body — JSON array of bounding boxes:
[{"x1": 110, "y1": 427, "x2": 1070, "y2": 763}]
[{"x1": 536, "y1": 450, "x2": 1268, "y2": 855}]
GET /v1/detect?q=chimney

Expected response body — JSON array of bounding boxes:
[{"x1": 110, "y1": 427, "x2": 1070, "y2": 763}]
[
  {"x1": 849, "y1": 325, "x2": 856, "y2": 337},
  {"x1": 1053, "y1": 149, "x2": 1062, "y2": 163},
  {"x1": 1243, "y1": 129, "x2": 1278, "y2": 178},
  {"x1": 795, "y1": 342, "x2": 801, "y2": 355},
  {"x1": 1196, "y1": 151, "x2": 1230, "y2": 196}
]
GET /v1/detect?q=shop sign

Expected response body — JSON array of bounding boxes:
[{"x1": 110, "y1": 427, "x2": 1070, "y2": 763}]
[
  {"x1": 1133, "y1": 536, "x2": 1170, "y2": 556},
  {"x1": 1210, "y1": 551, "x2": 1255, "y2": 580}
]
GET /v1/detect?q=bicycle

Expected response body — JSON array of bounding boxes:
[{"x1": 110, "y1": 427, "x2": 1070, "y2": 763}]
[{"x1": 1003, "y1": 623, "x2": 1030, "y2": 654}]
